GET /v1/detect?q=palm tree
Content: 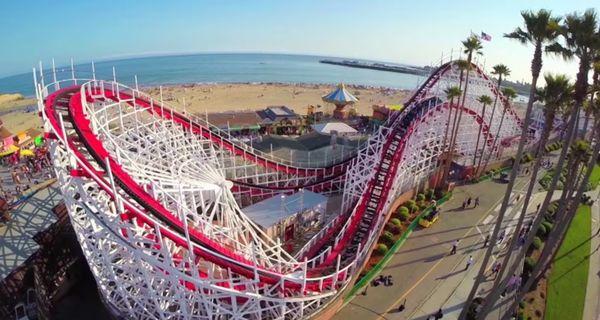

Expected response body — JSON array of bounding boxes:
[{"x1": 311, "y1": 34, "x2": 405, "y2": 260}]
[
  {"x1": 582, "y1": 61, "x2": 599, "y2": 137},
  {"x1": 480, "y1": 87, "x2": 518, "y2": 172},
  {"x1": 437, "y1": 86, "x2": 462, "y2": 187},
  {"x1": 477, "y1": 74, "x2": 573, "y2": 315},
  {"x1": 441, "y1": 59, "x2": 471, "y2": 184},
  {"x1": 498, "y1": 9, "x2": 600, "y2": 318},
  {"x1": 475, "y1": 64, "x2": 511, "y2": 175},
  {"x1": 460, "y1": 10, "x2": 561, "y2": 319},
  {"x1": 472, "y1": 95, "x2": 493, "y2": 167},
  {"x1": 443, "y1": 37, "x2": 482, "y2": 185}
]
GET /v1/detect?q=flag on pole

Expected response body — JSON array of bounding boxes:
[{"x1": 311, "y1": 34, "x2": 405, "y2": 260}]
[{"x1": 480, "y1": 32, "x2": 492, "y2": 41}]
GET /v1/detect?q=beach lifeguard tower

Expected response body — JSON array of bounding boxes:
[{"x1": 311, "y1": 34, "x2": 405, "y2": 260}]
[{"x1": 322, "y1": 83, "x2": 358, "y2": 120}]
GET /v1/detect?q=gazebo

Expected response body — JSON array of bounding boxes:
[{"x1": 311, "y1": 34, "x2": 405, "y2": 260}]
[{"x1": 322, "y1": 83, "x2": 358, "y2": 120}]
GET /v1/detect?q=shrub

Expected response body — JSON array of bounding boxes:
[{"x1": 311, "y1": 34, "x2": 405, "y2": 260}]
[
  {"x1": 532, "y1": 237, "x2": 543, "y2": 250},
  {"x1": 397, "y1": 207, "x2": 410, "y2": 221},
  {"x1": 390, "y1": 218, "x2": 402, "y2": 227},
  {"x1": 380, "y1": 231, "x2": 395, "y2": 246},
  {"x1": 399, "y1": 211, "x2": 410, "y2": 221},
  {"x1": 519, "y1": 301, "x2": 526, "y2": 309},
  {"x1": 524, "y1": 257, "x2": 536, "y2": 272},
  {"x1": 409, "y1": 203, "x2": 420, "y2": 213},
  {"x1": 375, "y1": 243, "x2": 388, "y2": 255},
  {"x1": 541, "y1": 221, "x2": 553, "y2": 232},
  {"x1": 406, "y1": 199, "x2": 416, "y2": 208},
  {"x1": 386, "y1": 223, "x2": 401, "y2": 235},
  {"x1": 536, "y1": 224, "x2": 547, "y2": 237},
  {"x1": 416, "y1": 193, "x2": 426, "y2": 202},
  {"x1": 426, "y1": 189, "x2": 435, "y2": 200}
]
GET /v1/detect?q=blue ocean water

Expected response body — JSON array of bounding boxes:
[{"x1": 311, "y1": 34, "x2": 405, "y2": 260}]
[{"x1": 0, "y1": 54, "x2": 426, "y2": 97}]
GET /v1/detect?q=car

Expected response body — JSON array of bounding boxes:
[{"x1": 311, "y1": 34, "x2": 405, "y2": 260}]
[
  {"x1": 14, "y1": 303, "x2": 29, "y2": 320},
  {"x1": 25, "y1": 288, "x2": 38, "y2": 319}
]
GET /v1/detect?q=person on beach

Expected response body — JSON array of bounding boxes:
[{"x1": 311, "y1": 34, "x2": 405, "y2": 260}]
[
  {"x1": 465, "y1": 255, "x2": 474, "y2": 270},
  {"x1": 450, "y1": 240, "x2": 459, "y2": 255}
]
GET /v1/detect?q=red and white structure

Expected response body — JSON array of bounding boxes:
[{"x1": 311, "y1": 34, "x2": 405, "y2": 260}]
[{"x1": 35, "y1": 58, "x2": 524, "y2": 319}]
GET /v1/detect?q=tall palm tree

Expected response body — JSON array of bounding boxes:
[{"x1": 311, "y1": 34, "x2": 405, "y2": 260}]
[
  {"x1": 582, "y1": 61, "x2": 599, "y2": 137},
  {"x1": 472, "y1": 95, "x2": 493, "y2": 167},
  {"x1": 460, "y1": 10, "x2": 561, "y2": 319},
  {"x1": 480, "y1": 87, "x2": 518, "y2": 172},
  {"x1": 443, "y1": 37, "x2": 482, "y2": 185},
  {"x1": 437, "y1": 86, "x2": 462, "y2": 187},
  {"x1": 475, "y1": 64, "x2": 511, "y2": 175},
  {"x1": 442, "y1": 59, "x2": 471, "y2": 184},
  {"x1": 498, "y1": 9, "x2": 600, "y2": 319},
  {"x1": 477, "y1": 74, "x2": 573, "y2": 316}
]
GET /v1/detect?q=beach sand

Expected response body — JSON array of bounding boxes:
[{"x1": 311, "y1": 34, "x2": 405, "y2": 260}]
[
  {"x1": 144, "y1": 83, "x2": 410, "y2": 116},
  {"x1": 0, "y1": 82, "x2": 527, "y2": 135}
]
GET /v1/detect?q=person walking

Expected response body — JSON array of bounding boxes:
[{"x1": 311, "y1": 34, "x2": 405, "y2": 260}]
[
  {"x1": 450, "y1": 240, "x2": 459, "y2": 255},
  {"x1": 434, "y1": 308, "x2": 444, "y2": 319},
  {"x1": 483, "y1": 235, "x2": 490, "y2": 248},
  {"x1": 474, "y1": 196, "x2": 480, "y2": 208},
  {"x1": 397, "y1": 299, "x2": 406, "y2": 312},
  {"x1": 465, "y1": 255, "x2": 474, "y2": 270},
  {"x1": 462, "y1": 199, "x2": 467, "y2": 210},
  {"x1": 466, "y1": 197, "x2": 472, "y2": 208},
  {"x1": 491, "y1": 261, "x2": 501, "y2": 279}
]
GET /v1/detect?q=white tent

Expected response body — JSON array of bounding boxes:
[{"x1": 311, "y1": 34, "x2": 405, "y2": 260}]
[{"x1": 311, "y1": 122, "x2": 358, "y2": 136}]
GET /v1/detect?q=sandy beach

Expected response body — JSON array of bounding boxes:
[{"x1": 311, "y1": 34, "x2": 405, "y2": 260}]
[
  {"x1": 0, "y1": 83, "x2": 409, "y2": 134},
  {"x1": 144, "y1": 82, "x2": 410, "y2": 116},
  {"x1": 0, "y1": 82, "x2": 528, "y2": 135}
]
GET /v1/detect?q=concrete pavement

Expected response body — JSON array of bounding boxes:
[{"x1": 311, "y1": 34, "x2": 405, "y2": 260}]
[
  {"x1": 583, "y1": 189, "x2": 600, "y2": 320},
  {"x1": 333, "y1": 176, "x2": 533, "y2": 320}
]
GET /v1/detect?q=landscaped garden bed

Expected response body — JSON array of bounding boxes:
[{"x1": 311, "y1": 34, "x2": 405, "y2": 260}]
[{"x1": 344, "y1": 189, "x2": 452, "y2": 300}]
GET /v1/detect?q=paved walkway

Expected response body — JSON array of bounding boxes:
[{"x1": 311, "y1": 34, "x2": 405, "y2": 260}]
[{"x1": 333, "y1": 162, "x2": 558, "y2": 320}]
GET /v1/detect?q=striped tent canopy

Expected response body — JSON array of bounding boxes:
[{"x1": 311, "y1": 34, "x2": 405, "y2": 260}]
[{"x1": 322, "y1": 83, "x2": 358, "y2": 105}]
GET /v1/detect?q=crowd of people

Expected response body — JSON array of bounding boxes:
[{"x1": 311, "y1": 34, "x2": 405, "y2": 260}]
[{"x1": 0, "y1": 145, "x2": 54, "y2": 213}]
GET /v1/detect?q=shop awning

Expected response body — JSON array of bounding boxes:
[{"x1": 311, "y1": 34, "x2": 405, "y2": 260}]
[{"x1": 0, "y1": 145, "x2": 19, "y2": 157}]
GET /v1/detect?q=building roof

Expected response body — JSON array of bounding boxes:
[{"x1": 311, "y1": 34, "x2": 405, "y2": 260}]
[
  {"x1": 204, "y1": 111, "x2": 262, "y2": 130},
  {"x1": 243, "y1": 190, "x2": 327, "y2": 229},
  {"x1": 322, "y1": 83, "x2": 358, "y2": 105},
  {"x1": 311, "y1": 122, "x2": 358, "y2": 135},
  {"x1": 258, "y1": 106, "x2": 300, "y2": 121},
  {"x1": 0, "y1": 126, "x2": 13, "y2": 140}
]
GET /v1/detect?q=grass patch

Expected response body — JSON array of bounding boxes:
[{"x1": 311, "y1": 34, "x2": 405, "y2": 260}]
[
  {"x1": 540, "y1": 164, "x2": 600, "y2": 191},
  {"x1": 545, "y1": 205, "x2": 591, "y2": 320},
  {"x1": 588, "y1": 164, "x2": 600, "y2": 190}
]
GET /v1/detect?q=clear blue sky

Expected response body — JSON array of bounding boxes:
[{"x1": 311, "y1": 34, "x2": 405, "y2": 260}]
[{"x1": 0, "y1": 0, "x2": 596, "y2": 82}]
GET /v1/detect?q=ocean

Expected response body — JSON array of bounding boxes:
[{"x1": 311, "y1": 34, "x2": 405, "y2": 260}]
[{"x1": 0, "y1": 53, "x2": 426, "y2": 97}]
